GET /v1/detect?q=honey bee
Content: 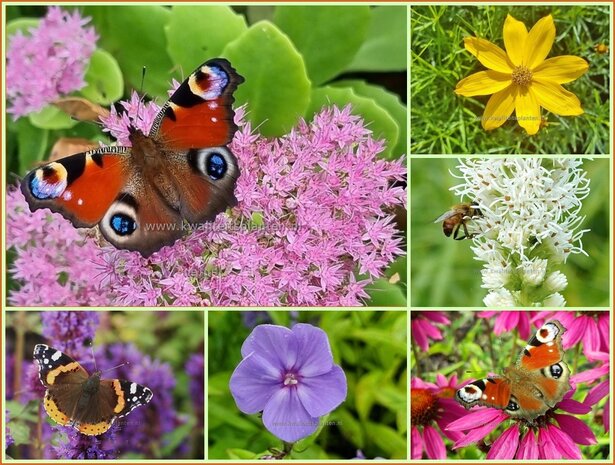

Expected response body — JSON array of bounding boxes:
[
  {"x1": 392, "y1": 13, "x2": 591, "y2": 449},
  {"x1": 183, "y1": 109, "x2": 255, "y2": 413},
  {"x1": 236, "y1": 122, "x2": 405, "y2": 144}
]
[{"x1": 434, "y1": 203, "x2": 482, "y2": 240}]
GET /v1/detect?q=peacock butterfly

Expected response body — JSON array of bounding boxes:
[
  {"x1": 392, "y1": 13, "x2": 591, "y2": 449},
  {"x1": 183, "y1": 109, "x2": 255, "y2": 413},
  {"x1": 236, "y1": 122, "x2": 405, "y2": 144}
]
[
  {"x1": 456, "y1": 320, "x2": 571, "y2": 422},
  {"x1": 21, "y1": 58, "x2": 244, "y2": 257}
]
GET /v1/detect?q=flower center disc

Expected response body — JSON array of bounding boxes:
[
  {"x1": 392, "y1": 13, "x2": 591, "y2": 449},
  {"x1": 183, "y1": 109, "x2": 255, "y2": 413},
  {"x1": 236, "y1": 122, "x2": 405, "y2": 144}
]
[
  {"x1": 512, "y1": 66, "x2": 533, "y2": 87},
  {"x1": 411, "y1": 388, "x2": 439, "y2": 426},
  {"x1": 284, "y1": 373, "x2": 299, "y2": 386}
]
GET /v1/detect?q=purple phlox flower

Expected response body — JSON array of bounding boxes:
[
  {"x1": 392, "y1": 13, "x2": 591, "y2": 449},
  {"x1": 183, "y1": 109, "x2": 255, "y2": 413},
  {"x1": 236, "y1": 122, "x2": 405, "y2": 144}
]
[
  {"x1": 477, "y1": 311, "x2": 536, "y2": 340},
  {"x1": 410, "y1": 375, "x2": 467, "y2": 460},
  {"x1": 185, "y1": 352, "x2": 204, "y2": 428},
  {"x1": 229, "y1": 324, "x2": 347, "y2": 443},
  {"x1": 242, "y1": 311, "x2": 273, "y2": 329},
  {"x1": 8, "y1": 101, "x2": 406, "y2": 307},
  {"x1": 411, "y1": 312, "x2": 449, "y2": 352},
  {"x1": 447, "y1": 386, "x2": 595, "y2": 459},
  {"x1": 6, "y1": 6, "x2": 97, "y2": 118}
]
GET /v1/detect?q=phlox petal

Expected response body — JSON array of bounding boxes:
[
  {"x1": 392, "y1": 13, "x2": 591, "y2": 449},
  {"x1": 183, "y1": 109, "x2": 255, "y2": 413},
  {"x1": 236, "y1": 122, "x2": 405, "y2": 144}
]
[
  {"x1": 262, "y1": 386, "x2": 319, "y2": 443},
  {"x1": 229, "y1": 352, "x2": 281, "y2": 414},
  {"x1": 292, "y1": 323, "x2": 334, "y2": 377},
  {"x1": 296, "y1": 364, "x2": 347, "y2": 417},
  {"x1": 241, "y1": 324, "x2": 298, "y2": 370}
]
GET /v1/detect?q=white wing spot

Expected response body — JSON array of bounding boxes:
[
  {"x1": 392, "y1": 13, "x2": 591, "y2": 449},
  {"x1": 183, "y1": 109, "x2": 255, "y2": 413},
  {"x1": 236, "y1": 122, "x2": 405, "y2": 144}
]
[
  {"x1": 43, "y1": 358, "x2": 49, "y2": 364},
  {"x1": 130, "y1": 383, "x2": 137, "y2": 394},
  {"x1": 208, "y1": 102, "x2": 218, "y2": 110},
  {"x1": 51, "y1": 351, "x2": 62, "y2": 361},
  {"x1": 132, "y1": 396, "x2": 138, "y2": 402},
  {"x1": 211, "y1": 117, "x2": 218, "y2": 123},
  {"x1": 77, "y1": 198, "x2": 84, "y2": 206},
  {"x1": 482, "y1": 394, "x2": 487, "y2": 400}
]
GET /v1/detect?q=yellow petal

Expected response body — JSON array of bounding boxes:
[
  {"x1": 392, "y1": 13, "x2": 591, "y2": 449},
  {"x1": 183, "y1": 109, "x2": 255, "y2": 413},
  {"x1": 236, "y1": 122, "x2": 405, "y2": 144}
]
[
  {"x1": 482, "y1": 86, "x2": 516, "y2": 130},
  {"x1": 524, "y1": 15, "x2": 555, "y2": 69},
  {"x1": 464, "y1": 37, "x2": 514, "y2": 73},
  {"x1": 455, "y1": 71, "x2": 512, "y2": 97},
  {"x1": 515, "y1": 87, "x2": 541, "y2": 135},
  {"x1": 503, "y1": 15, "x2": 528, "y2": 66},
  {"x1": 532, "y1": 56, "x2": 589, "y2": 84},
  {"x1": 531, "y1": 79, "x2": 584, "y2": 116}
]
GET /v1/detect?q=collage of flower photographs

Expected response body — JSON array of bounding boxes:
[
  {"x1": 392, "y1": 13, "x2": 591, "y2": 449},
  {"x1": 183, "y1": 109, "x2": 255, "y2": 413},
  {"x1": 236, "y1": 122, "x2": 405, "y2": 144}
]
[{"x1": 0, "y1": 2, "x2": 612, "y2": 464}]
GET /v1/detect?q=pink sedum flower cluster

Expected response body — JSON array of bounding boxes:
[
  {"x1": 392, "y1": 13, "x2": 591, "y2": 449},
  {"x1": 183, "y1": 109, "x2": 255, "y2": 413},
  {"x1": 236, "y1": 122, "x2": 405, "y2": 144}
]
[
  {"x1": 7, "y1": 103, "x2": 406, "y2": 306},
  {"x1": 6, "y1": 7, "x2": 98, "y2": 119}
]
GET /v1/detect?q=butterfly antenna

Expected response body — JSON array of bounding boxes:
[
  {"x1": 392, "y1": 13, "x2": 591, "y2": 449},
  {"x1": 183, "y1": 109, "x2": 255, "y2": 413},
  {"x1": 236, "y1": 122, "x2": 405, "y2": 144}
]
[
  {"x1": 136, "y1": 65, "x2": 147, "y2": 128},
  {"x1": 101, "y1": 361, "x2": 130, "y2": 375}
]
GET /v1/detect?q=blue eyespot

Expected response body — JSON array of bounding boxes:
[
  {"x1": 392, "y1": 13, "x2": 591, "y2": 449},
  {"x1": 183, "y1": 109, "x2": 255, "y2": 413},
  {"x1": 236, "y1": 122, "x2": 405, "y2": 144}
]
[
  {"x1": 206, "y1": 153, "x2": 227, "y2": 180},
  {"x1": 111, "y1": 214, "x2": 137, "y2": 236}
]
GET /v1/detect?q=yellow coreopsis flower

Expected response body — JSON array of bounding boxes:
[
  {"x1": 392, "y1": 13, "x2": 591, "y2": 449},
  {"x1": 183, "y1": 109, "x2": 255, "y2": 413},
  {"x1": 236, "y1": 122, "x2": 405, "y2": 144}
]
[{"x1": 455, "y1": 14, "x2": 589, "y2": 135}]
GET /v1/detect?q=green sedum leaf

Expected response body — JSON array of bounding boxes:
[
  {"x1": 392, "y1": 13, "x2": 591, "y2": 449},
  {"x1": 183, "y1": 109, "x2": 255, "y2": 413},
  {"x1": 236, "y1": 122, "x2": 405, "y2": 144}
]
[
  {"x1": 348, "y1": 6, "x2": 408, "y2": 72},
  {"x1": 81, "y1": 49, "x2": 124, "y2": 104},
  {"x1": 307, "y1": 86, "x2": 399, "y2": 159},
  {"x1": 166, "y1": 5, "x2": 248, "y2": 71},
  {"x1": 5, "y1": 17, "x2": 39, "y2": 37},
  {"x1": 29, "y1": 105, "x2": 77, "y2": 130},
  {"x1": 364, "y1": 277, "x2": 407, "y2": 306},
  {"x1": 222, "y1": 20, "x2": 311, "y2": 136},
  {"x1": 15, "y1": 118, "x2": 48, "y2": 175},
  {"x1": 273, "y1": 6, "x2": 371, "y2": 85}
]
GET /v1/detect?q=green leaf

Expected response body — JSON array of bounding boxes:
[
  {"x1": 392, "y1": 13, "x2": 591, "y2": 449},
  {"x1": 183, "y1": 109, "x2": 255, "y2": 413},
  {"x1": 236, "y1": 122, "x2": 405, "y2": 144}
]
[
  {"x1": 17, "y1": 118, "x2": 49, "y2": 174},
  {"x1": 208, "y1": 401, "x2": 259, "y2": 432},
  {"x1": 222, "y1": 21, "x2": 311, "y2": 136},
  {"x1": 81, "y1": 49, "x2": 124, "y2": 104},
  {"x1": 159, "y1": 415, "x2": 195, "y2": 455},
  {"x1": 273, "y1": 6, "x2": 371, "y2": 85},
  {"x1": 5, "y1": 17, "x2": 39, "y2": 37},
  {"x1": 82, "y1": 6, "x2": 173, "y2": 98},
  {"x1": 355, "y1": 371, "x2": 381, "y2": 420},
  {"x1": 307, "y1": 86, "x2": 399, "y2": 159},
  {"x1": 366, "y1": 422, "x2": 406, "y2": 457},
  {"x1": 364, "y1": 277, "x2": 407, "y2": 307},
  {"x1": 29, "y1": 105, "x2": 77, "y2": 130},
  {"x1": 166, "y1": 5, "x2": 248, "y2": 71},
  {"x1": 335, "y1": 409, "x2": 365, "y2": 448},
  {"x1": 227, "y1": 448, "x2": 258, "y2": 459},
  {"x1": 348, "y1": 6, "x2": 408, "y2": 72},
  {"x1": 332, "y1": 79, "x2": 407, "y2": 157},
  {"x1": 349, "y1": 329, "x2": 406, "y2": 355}
]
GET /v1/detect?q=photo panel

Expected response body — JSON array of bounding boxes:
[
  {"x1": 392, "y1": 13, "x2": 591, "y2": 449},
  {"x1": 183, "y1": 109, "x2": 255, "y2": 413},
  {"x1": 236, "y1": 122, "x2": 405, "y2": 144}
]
[
  {"x1": 410, "y1": 157, "x2": 610, "y2": 308},
  {"x1": 4, "y1": 310, "x2": 205, "y2": 460},
  {"x1": 4, "y1": 4, "x2": 408, "y2": 309},
  {"x1": 208, "y1": 310, "x2": 408, "y2": 460},
  {"x1": 410, "y1": 310, "x2": 610, "y2": 460},
  {"x1": 410, "y1": 4, "x2": 610, "y2": 154}
]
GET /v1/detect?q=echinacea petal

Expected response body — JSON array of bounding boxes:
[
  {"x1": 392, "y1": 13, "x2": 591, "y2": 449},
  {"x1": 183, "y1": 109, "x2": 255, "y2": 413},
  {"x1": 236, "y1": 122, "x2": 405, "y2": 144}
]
[
  {"x1": 229, "y1": 351, "x2": 282, "y2": 414},
  {"x1": 554, "y1": 413, "x2": 597, "y2": 445},
  {"x1": 517, "y1": 430, "x2": 539, "y2": 459},
  {"x1": 487, "y1": 424, "x2": 519, "y2": 459},
  {"x1": 423, "y1": 425, "x2": 446, "y2": 459},
  {"x1": 241, "y1": 324, "x2": 298, "y2": 371},
  {"x1": 515, "y1": 88, "x2": 541, "y2": 135},
  {"x1": 558, "y1": 398, "x2": 592, "y2": 414},
  {"x1": 292, "y1": 323, "x2": 334, "y2": 377},
  {"x1": 533, "y1": 56, "x2": 589, "y2": 83},
  {"x1": 524, "y1": 15, "x2": 556, "y2": 69},
  {"x1": 451, "y1": 411, "x2": 507, "y2": 448},
  {"x1": 464, "y1": 37, "x2": 514, "y2": 73},
  {"x1": 546, "y1": 424, "x2": 582, "y2": 459},
  {"x1": 455, "y1": 70, "x2": 512, "y2": 97},
  {"x1": 583, "y1": 379, "x2": 609, "y2": 406},
  {"x1": 296, "y1": 364, "x2": 347, "y2": 417},
  {"x1": 531, "y1": 79, "x2": 584, "y2": 116},
  {"x1": 537, "y1": 426, "x2": 561, "y2": 459},
  {"x1": 411, "y1": 427, "x2": 423, "y2": 459},
  {"x1": 262, "y1": 386, "x2": 319, "y2": 442},
  {"x1": 482, "y1": 86, "x2": 516, "y2": 131},
  {"x1": 503, "y1": 15, "x2": 528, "y2": 66}
]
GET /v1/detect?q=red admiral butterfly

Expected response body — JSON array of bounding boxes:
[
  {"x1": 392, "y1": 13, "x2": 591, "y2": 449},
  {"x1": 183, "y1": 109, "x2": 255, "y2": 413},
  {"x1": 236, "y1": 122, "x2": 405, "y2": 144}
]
[
  {"x1": 34, "y1": 344, "x2": 153, "y2": 435},
  {"x1": 21, "y1": 58, "x2": 244, "y2": 257}
]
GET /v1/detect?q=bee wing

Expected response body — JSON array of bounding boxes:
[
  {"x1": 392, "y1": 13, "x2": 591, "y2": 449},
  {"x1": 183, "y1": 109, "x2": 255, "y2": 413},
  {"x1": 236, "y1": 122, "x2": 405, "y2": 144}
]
[{"x1": 433, "y1": 210, "x2": 455, "y2": 223}]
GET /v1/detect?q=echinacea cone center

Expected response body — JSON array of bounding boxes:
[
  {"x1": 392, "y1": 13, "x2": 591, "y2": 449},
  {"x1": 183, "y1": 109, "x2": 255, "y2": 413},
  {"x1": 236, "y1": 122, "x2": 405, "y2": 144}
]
[
  {"x1": 512, "y1": 66, "x2": 533, "y2": 87},
  {"x1": 411, "y1": 388, "x2": 439, "y2": 426}
]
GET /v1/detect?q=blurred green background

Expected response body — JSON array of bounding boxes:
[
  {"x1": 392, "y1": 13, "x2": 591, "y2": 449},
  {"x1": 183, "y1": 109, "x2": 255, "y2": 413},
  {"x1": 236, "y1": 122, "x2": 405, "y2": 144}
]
[
  {"x1": 410, "y1": 158, "x2": 610, "y2": 307},
  {"x1": 208, "y1": 310, "x2": 407, "y2": 460},
  {"x1": 410, "y1": 5, "x2": 610, "y2": 154}
]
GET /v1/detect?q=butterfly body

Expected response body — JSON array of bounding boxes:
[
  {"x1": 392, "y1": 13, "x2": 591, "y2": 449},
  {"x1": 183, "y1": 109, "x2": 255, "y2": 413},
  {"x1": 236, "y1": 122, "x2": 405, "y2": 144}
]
[
  {"x1": 34, "y1": 344, "x2": 153, "y2": 436},
  {"x1": 21, "y1": 58, "x2": 244, "y2": 256},
  {"x1": 456, "y1": 321, "x2": 570, "y2": 422}
]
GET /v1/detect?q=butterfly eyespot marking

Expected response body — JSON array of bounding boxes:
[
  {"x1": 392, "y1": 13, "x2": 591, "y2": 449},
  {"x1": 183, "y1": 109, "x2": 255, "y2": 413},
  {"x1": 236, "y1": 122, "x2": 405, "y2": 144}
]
[
  {"x1": 188, "y1": 147, "x2": 236, "y2": 182},
  {"x1": 101, "y1": 196, "x2": 139, "y2": 242},
  {"x1": 506, "y1": 399, "x2": 520, "y2": 411},
  {"x1": 29, "y1": 164, "x2": 69, "y2": 199},
  {"x1": 110, "y1": 214, "x2": 137, "y2": 236},
  {"x1": 207, "y1": 153, "x2": 227, "y2": 180}
]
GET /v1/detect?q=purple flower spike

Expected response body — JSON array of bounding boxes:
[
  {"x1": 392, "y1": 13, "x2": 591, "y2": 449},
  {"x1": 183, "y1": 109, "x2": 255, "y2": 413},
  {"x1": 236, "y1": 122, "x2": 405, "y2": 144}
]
[{"x1": 230, "y1": 324, "x2": 346, "y2": 443}]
